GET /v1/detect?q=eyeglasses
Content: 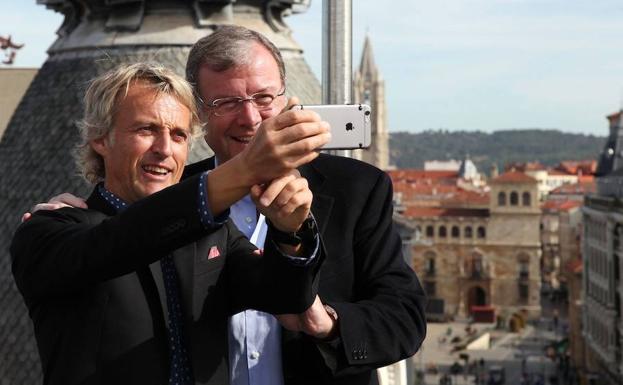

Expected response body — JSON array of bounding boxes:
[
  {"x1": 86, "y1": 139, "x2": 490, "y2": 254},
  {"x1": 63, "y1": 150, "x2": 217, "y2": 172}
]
[{"x1": 206, "y1": 89, "x2": 286, "y2": 117}]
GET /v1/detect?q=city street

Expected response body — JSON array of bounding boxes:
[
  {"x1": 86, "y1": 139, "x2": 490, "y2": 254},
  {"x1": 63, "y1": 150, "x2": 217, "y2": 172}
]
[{"x1": 413, "y1": 295, "x2": 567, "y2": 385}]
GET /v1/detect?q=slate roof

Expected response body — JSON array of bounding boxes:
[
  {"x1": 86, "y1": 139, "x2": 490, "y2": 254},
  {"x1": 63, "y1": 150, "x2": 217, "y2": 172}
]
[{"x1": 0, "y1": 44, "x2": 320, "y2": 383}]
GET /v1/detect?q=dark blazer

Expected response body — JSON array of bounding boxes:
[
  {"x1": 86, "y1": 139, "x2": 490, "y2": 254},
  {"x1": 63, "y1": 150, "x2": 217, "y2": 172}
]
[
  {"x1": 184, "y1": 154, "x2": 427, "y2": 385},
  {"x1": 10, "y1": 174, "x2": 321, "y2": 385}
]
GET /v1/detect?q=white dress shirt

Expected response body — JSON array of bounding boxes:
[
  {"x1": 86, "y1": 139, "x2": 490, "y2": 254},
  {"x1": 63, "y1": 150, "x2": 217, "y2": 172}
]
[{"x1": 228, "y1": 194, "x2": 284, "y2": 385}]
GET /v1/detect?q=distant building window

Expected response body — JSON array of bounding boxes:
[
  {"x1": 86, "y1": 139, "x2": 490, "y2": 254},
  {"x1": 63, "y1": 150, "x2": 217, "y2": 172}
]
[
  {"x1": 426, "y1": 225, "x2": 434, "y2": 237},
  {"x1": 519, "y1": 260, "x2": 529, "y2": 279},
  {"x1": 477, "y1": 226, "x2": 486, "y2": 238},
  {"x1": 472, "y1": 255, "x2": 484, "y2": 278},
  {"x1": 519, "y1": 283, "x2": 529, "y2": 301},
  {"x1": 426, "y1": 257, "x2": 436, "y2": 276},
  {"x1": 439, "y1": 226, "x2": 447, "y2": 238},
  {"x1": 465, "y1": 226, "x2": 473, "y2": 238},
  {"x1": 510, "y1": 191, "x2": 519, "y2": 206},
  {"x1": 498, "y1": 192, "x2": 506, "y2": 206},
  {"x1": 451, "y1": 226, "x2": 460, "y2": 238},
  {"x1": 424, "y1": 280, "x2": 436, "y2": 297},
  {"x1": 522, "y1": 192, "x2": 531, "y2": 206}
]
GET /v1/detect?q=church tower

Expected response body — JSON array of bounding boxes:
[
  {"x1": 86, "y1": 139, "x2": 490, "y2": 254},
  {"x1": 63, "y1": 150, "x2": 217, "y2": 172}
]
[{"x1": 353, "y1": 36, "x2": 390, "y2": 170}]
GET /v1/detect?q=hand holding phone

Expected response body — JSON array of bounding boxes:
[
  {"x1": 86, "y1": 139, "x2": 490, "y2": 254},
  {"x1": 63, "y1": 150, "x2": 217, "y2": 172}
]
[{"x1": 291, "y1": 104, "x2": 372, "y2": 150}]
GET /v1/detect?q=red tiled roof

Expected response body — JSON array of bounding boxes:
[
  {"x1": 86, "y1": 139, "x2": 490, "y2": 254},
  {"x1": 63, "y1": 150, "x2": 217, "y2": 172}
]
[
  {"x1": 549, "y1": 181, "x2": 596, "y2": 195},
  {"x1": 388, "y1": 169, "x2": 458, "y2": 183},
  {"x1": 565, "y1": 258, "x2": 583, "y2": 274},
  {"x1": 491, "y1": 171, "x2": 537, "y2": 184},
  {"x1": 403, "y1": 207, "x2": 489, "y2": 218},
  {"x1": 555, "y1": 160, "x2": 597, "y2": 176},
  {"x1": 443, "y1": 189, "x2": 490, "y2": 206},
  {"x1": 505, "y1": 162, "x2": 546, "y2": 172},
  {"x1": 541, "y1": 200, "x2": 583, "y2": 212}
]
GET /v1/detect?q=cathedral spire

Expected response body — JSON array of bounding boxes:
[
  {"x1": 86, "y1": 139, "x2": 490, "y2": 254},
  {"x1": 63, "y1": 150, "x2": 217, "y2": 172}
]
[
  {"x1": 359, "y1": 35, "x2": 377, "y2": 79},
  {"x1": 353, "y1": 34, "x2": 390, "y2": 170}
]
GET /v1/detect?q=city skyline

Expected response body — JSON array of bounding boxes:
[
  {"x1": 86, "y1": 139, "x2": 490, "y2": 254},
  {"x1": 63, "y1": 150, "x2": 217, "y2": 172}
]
[{"x1": 2, "y1": 0, "x2": 623, "y2": 135}]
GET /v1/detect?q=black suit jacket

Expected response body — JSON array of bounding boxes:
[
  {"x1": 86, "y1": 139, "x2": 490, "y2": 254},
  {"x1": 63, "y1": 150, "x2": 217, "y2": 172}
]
[
  {"x1": 184, "y1": 154, "x2": 427, "y2": 385},
  {"x1": 10, "y1": 174, "x2": 321, "y2": 385}
]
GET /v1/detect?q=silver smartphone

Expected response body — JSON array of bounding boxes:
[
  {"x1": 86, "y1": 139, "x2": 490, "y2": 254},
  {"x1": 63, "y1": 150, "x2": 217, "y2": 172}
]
[{"x1": 291, "y1": 104, "x2": 372, "y2": 150}]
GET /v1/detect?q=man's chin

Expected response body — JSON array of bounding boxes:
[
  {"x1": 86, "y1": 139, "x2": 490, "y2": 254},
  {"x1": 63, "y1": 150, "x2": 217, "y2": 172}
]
[{"x1": 139, "y1": 181, "x2": 176, "y2": 198}]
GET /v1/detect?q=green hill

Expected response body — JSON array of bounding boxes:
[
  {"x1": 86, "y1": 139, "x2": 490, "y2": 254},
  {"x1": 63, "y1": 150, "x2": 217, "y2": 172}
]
[{"x1": 390, "y1": 129, "x2": 606, "y2": 173}]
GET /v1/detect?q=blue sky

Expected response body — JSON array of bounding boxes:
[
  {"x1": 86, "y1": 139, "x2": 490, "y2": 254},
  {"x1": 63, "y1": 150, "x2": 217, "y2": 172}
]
[{"x1": 2, "y1": 0, "x2": 623, "y2": 136}]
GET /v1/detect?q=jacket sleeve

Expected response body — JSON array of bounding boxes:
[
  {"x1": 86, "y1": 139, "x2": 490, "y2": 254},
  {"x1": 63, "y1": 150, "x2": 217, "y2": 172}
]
[
  {"x1": 224, "y1": 221, "x2": 323, "y2": 316},
  {"x1": 318, "y1": 171, "x2": 427, "y2": 376},
  {"x1": 10, "y1": 175, "x2": 217, "y2": 303}
]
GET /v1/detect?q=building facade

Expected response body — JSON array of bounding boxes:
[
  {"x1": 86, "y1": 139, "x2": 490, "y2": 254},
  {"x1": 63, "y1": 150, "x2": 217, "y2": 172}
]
[
  {"x1": 582, "y1": 110, "x2": 623, "y2": 385},
  {"x1": 391, "y1": 169, "x2": 542, "y2": 320}
]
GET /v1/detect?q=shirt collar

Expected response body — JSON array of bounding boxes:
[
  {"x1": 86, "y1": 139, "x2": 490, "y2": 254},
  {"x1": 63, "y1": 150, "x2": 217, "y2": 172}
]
[{"x1": 97, "y1": 183, "x2": 129, "y2": 212}]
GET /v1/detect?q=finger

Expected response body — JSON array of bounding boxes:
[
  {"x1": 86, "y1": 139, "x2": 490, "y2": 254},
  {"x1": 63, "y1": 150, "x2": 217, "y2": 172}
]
[
  {"x1": 21, "y1": 212, "x2": 32, "y2": 223},
  {"x1": 274, "y1": 177, "x2": 308, "y2": 207},
  {"x1": 282, "y1": 96, "x2": 301, "y2": 113},
  {"x1": 50, "y1": 193, "x2": 87, "y2": 209},
  {"x1": 273, "y1": 109, "x2": 322, "y2": 131},
  {"x1": 276, "y1": 190, "x2": 312, "y2": 217},
  {"x1": 31, "y1": 202, "x2": 71, "y2": 213},
  {"x1": 249, "y1": 184, "x2": 266, "y2": 203},
  {"x1": 257, "y1": 174, "x2": 297, "y2": 207},
  {"x1": 278, "y1": 121, "x2": 330, "y2": 146},
  {"x1": 278, "y1": 132, "x2": 331, "y2": 167}
]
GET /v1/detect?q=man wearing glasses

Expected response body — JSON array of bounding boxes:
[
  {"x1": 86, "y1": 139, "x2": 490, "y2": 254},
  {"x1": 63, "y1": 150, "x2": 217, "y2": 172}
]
[{"x1": 183, "y1": 26, "x2": 427, "y2": 385}]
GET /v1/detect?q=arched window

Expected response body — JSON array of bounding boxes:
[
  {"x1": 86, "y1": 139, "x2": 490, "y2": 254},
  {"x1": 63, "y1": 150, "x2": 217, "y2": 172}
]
[
  {"x1": 510, "y1": 191, "x2": 519, "y2": 206},
  {"x1": 464, "y1": 226, "x2": 473, "y2": 238},
  {"x1": 522, "y1": 192, "x2": 531, "y2": 206},
  {"x1": 472, "y1": 254, "x2": 483, "y2": 278},
  {"x1": 518, "y1": 255, "x2": 530, "y2": 279},
  {"x1": 477, "y1": 226, "x2": 486, "y2": 238},
  {"x1": 426, "y1": 225, "x2": 434, "y2": 237},
  {"x1": 451, "y1": 226, "x2": 460, "y2": 238},
  {"x1": 424, "y1": 251, "x2": 436, "y2": 276},
  {"x1": 498, "y1": 192, "x2": 506, "y2": 206},
  {"x1": 439, "y1": 226, "x2": 447, "y2": 238}
]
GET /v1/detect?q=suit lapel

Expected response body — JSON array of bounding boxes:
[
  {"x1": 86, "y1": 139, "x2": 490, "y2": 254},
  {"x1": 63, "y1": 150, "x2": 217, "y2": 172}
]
[
  {"x1": 172, "y1": 243, "x2": 197, "y2": 322},
  {"x1": 149, "y1": 262, "x2": 168, "y2": 321},
  {"x1": 299, "y1": 162, "x2": 334, "y2": 236}
]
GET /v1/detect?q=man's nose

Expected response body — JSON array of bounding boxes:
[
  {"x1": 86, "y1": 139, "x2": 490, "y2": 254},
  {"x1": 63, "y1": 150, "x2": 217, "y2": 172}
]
[
  {"x1": 236, "y1": 100, "x2": 262, "y2": 129},
  {"x1": 151, "y1": 132, "x2": 173, "y2": 157}
]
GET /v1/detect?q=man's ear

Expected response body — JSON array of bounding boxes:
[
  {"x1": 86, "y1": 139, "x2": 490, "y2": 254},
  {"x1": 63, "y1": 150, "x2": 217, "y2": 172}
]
[{"x1": 90, "y1": 135, "x2": 110, "y2": 157}]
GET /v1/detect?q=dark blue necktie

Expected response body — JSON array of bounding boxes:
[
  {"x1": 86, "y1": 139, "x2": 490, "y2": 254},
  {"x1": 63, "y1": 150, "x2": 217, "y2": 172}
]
[
  {"x1": 161, "y1": 255, "x2": 193, "y2": 385},
  {"x1": 97, "y1": 185, "x2": 193, "y2": 384}
]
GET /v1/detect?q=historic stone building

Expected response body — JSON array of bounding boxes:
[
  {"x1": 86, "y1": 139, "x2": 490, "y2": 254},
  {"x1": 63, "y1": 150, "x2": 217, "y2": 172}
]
[
  {"x1": 390, "y1": 169, "x2": 542, "y2": 320},
  {"x1": 353, "y1": 36, "x2": 390, "y2": 170},
  {"x1": 581, "y1": 110, "x2": 623, "y2": 385}
]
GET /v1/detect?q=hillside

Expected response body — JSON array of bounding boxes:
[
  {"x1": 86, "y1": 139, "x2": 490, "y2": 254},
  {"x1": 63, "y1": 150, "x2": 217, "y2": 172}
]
[{"x1": 390, "y1": 129, "x2": 606, "y2": 172}]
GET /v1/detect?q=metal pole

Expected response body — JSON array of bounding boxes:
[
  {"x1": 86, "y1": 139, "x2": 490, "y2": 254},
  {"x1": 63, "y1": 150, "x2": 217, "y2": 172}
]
[{"x1": 322, "y1": 0, "x2": 352, "y2": 158}]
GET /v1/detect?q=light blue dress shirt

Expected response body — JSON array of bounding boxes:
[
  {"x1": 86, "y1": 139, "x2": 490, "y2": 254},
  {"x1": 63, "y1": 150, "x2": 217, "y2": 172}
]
[{"x1": 228, "y1": 195, "x2": 284, "y2": 385}]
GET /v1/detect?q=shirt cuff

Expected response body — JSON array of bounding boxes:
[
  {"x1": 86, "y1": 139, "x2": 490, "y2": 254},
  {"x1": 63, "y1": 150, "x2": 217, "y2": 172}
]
[
  {"x1": 197, "y1": 171, "x2": 230, "y2": 229},
  {"x1": 270, "y1": 214, "x2": 320, "y2": 267}
]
